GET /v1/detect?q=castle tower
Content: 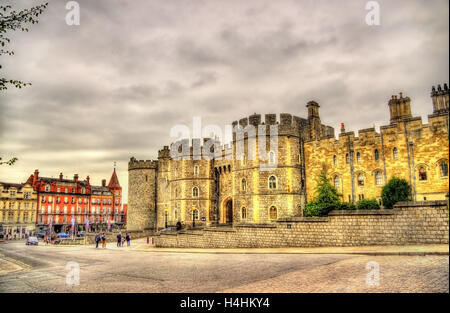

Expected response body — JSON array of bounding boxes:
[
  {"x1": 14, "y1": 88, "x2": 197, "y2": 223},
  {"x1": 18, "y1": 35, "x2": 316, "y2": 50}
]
[
  {"x1": 388, "y1": 92, "x2": 412, "y2": 124},
  {"x1": 431, "y1": 84, "x2": 449, "y2": 115},
  {"x1": 307, "y1": 101, "x2": 322, "y2": 139},
  {"x1": 127, "y1": 157, "x2": 158, "y2": 231}
]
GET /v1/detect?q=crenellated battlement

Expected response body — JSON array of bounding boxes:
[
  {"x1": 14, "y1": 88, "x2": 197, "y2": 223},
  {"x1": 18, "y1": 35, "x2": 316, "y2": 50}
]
[{"x1": 128, "y1": 157, "x2": 158, "y2": 170}]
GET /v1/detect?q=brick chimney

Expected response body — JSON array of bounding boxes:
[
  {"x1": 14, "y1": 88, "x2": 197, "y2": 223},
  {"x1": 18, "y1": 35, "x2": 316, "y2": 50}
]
[
  {"x1": 74, "y1": 174, "x2": 79, "y2": 182},
  {"x1": 102, "y1": 179, "x2": 106, "y2": 187},
  {"x1": 33, "y1": 169, "x2": 39, "y2": 185},
  {"x1": 86, "y1": 176, "x2": 90, "y2": 184},
  {"x1": 59, "y1": 173, "x2": 63, "y2": 181},
  {"x1": 340, "y1": 123, "x2": 345, "y2": 133}
]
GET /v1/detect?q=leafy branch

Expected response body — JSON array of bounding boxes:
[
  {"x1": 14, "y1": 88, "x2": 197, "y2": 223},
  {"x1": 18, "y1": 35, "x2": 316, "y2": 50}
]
[
  {"x1": 0, "y1": 156, "x2": 18, "y2": 165},
  {"x1": 0, "y1": 3, "x2": 48, "y2": 90}
]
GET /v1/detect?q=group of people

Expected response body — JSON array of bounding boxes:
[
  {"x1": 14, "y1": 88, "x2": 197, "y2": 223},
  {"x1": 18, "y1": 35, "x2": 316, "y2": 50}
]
[
  {"x1": 94, "y1": 232, "x2": 131, "y2": 249},
  {"x1": 116, "y1": 232, "x2": 131, "y2": 247}
]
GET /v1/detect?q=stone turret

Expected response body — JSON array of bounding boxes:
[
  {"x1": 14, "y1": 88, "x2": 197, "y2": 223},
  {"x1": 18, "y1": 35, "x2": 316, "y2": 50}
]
[
  {"x1": 431, "y1": 83, "x2": 449, "y2": 115},
  {"x1": 307, "y1": 101, "x2": 322, "y2": 139},
  {"x1": 127, "y1": 157, "x2": 158, "y2": 231},
  {"x1": 388, "y1": 92, "x2": 412, "y2": 124}
]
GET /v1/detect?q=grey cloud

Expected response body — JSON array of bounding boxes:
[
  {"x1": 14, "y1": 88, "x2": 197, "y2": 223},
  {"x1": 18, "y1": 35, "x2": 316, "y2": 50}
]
[{"x1": 0, "y1": 0, "x2": 448, "y2": 203}]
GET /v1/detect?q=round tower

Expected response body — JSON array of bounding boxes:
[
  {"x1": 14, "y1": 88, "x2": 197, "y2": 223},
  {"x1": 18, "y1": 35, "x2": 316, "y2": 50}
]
[{"x1": 127, "y1": 157, "x2": 158, "y2": 232}]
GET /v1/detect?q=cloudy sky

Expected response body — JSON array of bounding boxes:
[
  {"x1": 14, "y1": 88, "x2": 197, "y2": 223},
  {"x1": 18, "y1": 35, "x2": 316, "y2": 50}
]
[{"x1": 0, "y1": 0, "x2": 448, "y2": 202}]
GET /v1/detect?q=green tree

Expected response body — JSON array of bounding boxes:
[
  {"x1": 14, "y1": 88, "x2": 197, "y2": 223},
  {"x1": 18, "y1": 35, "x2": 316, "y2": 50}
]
[
  {"x1": 304, "y1": 165, "x2": 342, "y2": 217},
  {"x1": 381, "y1": 177, "x2": 412, "y2": 209},
  {"x1": 0, "y1": 3, "x2": 48, "y2": 90}
]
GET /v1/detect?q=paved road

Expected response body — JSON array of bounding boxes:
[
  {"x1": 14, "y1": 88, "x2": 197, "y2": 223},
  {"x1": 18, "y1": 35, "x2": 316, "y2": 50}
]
[{"x1": 0, "y1": 240, "x2": 448, "y2": 293}]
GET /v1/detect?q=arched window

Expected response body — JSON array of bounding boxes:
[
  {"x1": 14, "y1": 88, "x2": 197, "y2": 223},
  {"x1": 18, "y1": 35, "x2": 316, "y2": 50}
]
[
  {"x1": 268, "y1": 176, "x2": 277, "y2": 189},
  {"x1": 194, "y1": 166, "x2": 199, "y2": 176},
  {"x1": 241, "y1": 178, "x2": 247, "y2": 192},
  {"x1": 419, "y1": 167, "x2": 427, "y2": 181},
  {"x1": 269, "y1": 151, "x2": 275, "y2": 164},
  {"x1": 345, "y1": 153, "x2": 350, "y2": 164},
  {"x1": 333, "y1": 155, "x2": 337, "y2": 166},
  {"x1": 393, "y1": 147, "x2": 398, "y2": 160},
  {"x1": 241, "y1": 207, "x2": 247, "y2": 219},
  {"x1": 375, "y1": 171, "x2": 383, "y2": 186},
  {"x1": 334, "y1": 175, "x2": 340, "y2": 189},
  {"x1": 374, "y1": 149, "x2": 380, "y2": 161},
  {"x1": 356, "y1": 152, "x2": 361, "y2": 163},
  {"x1": 192, "y1": 187, "x2": 199, "y2": 197},
  {"x1": 269, "y1": 206, "x2": 277, "y2": 220},
  {"x1": 357, "y1": 173, "x2": 364, "y2": 186},
  {"x1": 440, "y1": 162, "x2": 449, "y2": 177}
]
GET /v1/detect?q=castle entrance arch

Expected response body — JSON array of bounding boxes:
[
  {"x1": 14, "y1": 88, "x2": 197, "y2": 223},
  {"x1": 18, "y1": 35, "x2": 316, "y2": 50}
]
[{"x1": 223, "y1": 198, "x2": 233, "y2": 224}]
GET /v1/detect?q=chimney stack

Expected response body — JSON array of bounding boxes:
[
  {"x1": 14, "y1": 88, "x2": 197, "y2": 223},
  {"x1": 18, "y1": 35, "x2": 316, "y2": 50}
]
[
  {"x1": 86, "y1": 176, "x2": 90, "y2": 184},
  {"x1": 102, "y1": 179, "x2": 106, "y2": 187},
  {"x1": 74, "y1": 174, "x2": 79, "y2": 182},
  {"x1": 33, "y1": 169, "x2": 39, "y2": 185},
  {"x1": 340, "y1": 122, "x2": 345, "y2": 133},
  {"x1": 59, "y1": 173, "x2": 63, "y2": 181}
]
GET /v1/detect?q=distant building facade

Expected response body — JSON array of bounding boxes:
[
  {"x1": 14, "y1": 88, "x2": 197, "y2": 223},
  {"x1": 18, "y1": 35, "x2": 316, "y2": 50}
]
[
  {"x1": 0, "y1": 182, "x2": 37, "y2": 238},
  {"x1": 127, "y1": 84, "x2": 449, "y2": 231},
  {"x1": 26, "y1": 168, "x2": 124, "y2": 233}
]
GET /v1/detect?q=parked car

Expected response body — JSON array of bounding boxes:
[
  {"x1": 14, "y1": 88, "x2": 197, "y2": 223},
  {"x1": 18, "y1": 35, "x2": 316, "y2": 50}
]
[
  {"x1": 57, "y1": 233, "x2": 70, "y2": 238},
  {"x1": 26, "y1": 236, "x2": 39, "y2": 245}
]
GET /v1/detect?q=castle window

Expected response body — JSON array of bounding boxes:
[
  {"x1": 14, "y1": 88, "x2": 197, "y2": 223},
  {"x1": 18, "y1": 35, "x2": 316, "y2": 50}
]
[
  {"x1": 393, "y1": 147, "x2": 398, "y2": 160},
  {"x1": 333, "y1": 155, "x2": 337, "y2": 166},
  {"x1": 419, "y1": 167, "x2": 427, "y2": 181},
  {"x1": 345, "y1": 153, "x2": 350, "y2": 164},
  {"x1": 357, "y1": 174, "x2": 364, "y2": 186},
  {"x1": 145, "y1": 175, "x2": 148, "y2": 182},
  {"x1": 192, "y1": 187, "x2": 199, "y2": 197},
  {"x1": 241, "y1": 207, "x2": 247, "y2": 219},
  {"x1": 269, "y1": 206, "x2": 277, "y2": 220},
  {"x1": 375, "y1": 171, "x2": 383, "y2": 186},
  {"x1": 194, "y1": 166, "x2": 199, "y2": 176},
  {"x1": 269, "y1": 151, "x2": 275, "y2": 164},
  {"x1": 241, "y1": 178, "x2": 247, "y2": 192},
  {"x1": 440, "y1": 162, "x2": 448, "y2": 177},
  {"x1": 268, "y1": 176, "x2": 277, "y2": 189},
  {"x1": 374, "y1": 149, "x2": 380, "y2": 161},
  {"x1": 334, "y1": 176, "x2": 340, "y2": 189},
  {"x1": 356, "y1": 152, "x2": 361, "y2": 163}
]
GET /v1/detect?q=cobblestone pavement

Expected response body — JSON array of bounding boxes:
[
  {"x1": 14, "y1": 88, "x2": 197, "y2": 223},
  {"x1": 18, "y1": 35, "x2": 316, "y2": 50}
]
[
  {"x1": 221, "y1": 255, "x2": 449, "y2": 293},
  {"x1": 0, "y1": 241, "x2": 448, "y2": 293}
]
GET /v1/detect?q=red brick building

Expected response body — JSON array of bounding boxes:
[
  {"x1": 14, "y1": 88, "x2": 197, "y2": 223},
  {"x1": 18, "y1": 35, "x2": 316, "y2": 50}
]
[{"x1": 27, "y1": 168, "x2": 125, "y2": 233}]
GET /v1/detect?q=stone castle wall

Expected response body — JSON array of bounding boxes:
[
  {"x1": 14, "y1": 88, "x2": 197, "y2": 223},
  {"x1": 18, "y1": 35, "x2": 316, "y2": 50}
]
[
  {"x1": 304, "y1": 92, "x2": 449, "y2": 204},
  {"x1": 154, "y1": 201, "x2": 449, "y2": 248}
]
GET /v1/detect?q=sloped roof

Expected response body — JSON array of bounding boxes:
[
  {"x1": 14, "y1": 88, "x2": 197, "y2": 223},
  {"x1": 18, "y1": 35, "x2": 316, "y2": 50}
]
[{"x1": 107, "y1": 169, "x2": 121, "y2": 189}]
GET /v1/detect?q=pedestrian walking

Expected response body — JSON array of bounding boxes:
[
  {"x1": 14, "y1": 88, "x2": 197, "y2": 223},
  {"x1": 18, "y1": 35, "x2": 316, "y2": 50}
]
[
  {"x1": 101, "y1": 233, "x2": 106, "y2": 249},
  {"x1": 126, "y1": 233, "x2": 131, "y2": 247},
  {"x1": 117, "y1": 232, "x2": 122, "y2": 247},
  {"x1": 95, "y1": 233, "x2": 101, "y2": 248}
]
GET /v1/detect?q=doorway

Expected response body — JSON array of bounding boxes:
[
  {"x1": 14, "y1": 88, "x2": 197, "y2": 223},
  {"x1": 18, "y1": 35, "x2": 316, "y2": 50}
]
[{"x1": 225, "y1": 199, "x2": 233, "y2": 224}]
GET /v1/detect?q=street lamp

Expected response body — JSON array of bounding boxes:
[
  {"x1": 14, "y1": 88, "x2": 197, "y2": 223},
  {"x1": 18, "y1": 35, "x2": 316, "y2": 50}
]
[
  {"x1": 192, "y1": 205, "x2": 196, "y2": 228},
  {"x1": 164, "y1": 207, "x2": 168, "y2": 229}
]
